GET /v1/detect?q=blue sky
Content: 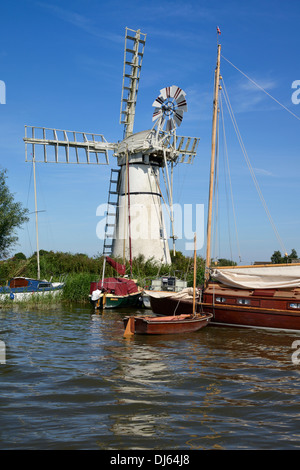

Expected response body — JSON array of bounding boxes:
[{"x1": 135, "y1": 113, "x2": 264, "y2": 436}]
[{"x1": 0, "y1": 0, "x2": 300, "y2": 265}]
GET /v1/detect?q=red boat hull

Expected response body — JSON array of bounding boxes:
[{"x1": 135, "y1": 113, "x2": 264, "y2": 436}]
[
  {"x1": 203, "y1": 284, "x2": 300, "y2": 331},
  {"x1": 123, "y1": 313, "x2": 212, "y2": 335},
  {"x1": 203, "y1": 303, "x2": 300, "y2": 330}
]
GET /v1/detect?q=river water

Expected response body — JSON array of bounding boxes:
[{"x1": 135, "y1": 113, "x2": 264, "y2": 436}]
[{"x1": 1, "y1": 304, "x2": 300, "y2": 450}]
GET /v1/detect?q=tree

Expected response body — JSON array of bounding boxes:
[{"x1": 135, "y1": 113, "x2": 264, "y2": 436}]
[
  {"x1": 271, "y1": 249, "x2": 299, "y2": 264},
  {"x1": 288, "y1": 249, "x2": 298, "y2": 262},
  {"x1": 271, "y1": 250, "x2": 282, "y2": 264},
  {"x1": 13, "y1": 252, "x2": 27, "y2": 260},
  {"x1": 0, "y1": 169, "x2": 29, "y2": 259},
  {"x1": 217, "y1": 258, "x2": 237, "y2": 266}
]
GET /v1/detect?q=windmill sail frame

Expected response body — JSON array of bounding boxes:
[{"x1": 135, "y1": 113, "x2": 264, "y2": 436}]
[
  {"x1": 24, "y1": 126, "x2": 115, "y2": 165},
  {"x1": 119, "y1": 27, "x2": 147, "y2": 139}
]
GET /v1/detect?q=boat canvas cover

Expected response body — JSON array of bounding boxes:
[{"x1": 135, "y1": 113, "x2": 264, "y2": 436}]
[
  {"x1": 90, "y1": 277, "x2": 139, "y2": 296},
  {"x1": 211, "y1": 265, "x2": 300, "y2": 289},
  {"x1": 144, "y1": 287, "x2": 195, "y2": 299},
  {"x1": 106, "y1": 257, "x2": 126, "y2": 276}
]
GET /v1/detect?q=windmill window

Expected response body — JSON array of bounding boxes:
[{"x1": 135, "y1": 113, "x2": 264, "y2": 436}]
[
  {"x1": 289, "y1": 303, "x2": 300, "y2": 309},
  {"x1": 216, "y1": 297, "x2": 226, "y2": 303},
  {"x1": 237, "y1": 298, "x2": 251, "y2": 305}
]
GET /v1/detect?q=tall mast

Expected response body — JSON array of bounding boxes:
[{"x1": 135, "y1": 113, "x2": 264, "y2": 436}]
[
  {"x1": 192, "y1": 233, "x2": 197, "y2": 314},
  {"x1": 32, "y1": 154, "x2": 40, "y2": 280},
  {"x1": 205, "y1": 43, "x2": 221, "y2": 283}
]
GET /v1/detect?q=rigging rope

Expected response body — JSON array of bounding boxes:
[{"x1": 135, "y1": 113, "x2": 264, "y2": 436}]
[
  {"x1": 221, "y1": 55, "x2": 300, "y2": 122},
  {"x1": 221, "y1": 78, "x2": 287, "y2": 255},
  {"x1": 219, "y1": 93, "x2": 242, "y2": 262}
]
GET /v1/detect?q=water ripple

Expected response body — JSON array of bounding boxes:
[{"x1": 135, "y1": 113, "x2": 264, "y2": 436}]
[{"x1": 1, "y1": 307, "x2": 300, "y2": 449}]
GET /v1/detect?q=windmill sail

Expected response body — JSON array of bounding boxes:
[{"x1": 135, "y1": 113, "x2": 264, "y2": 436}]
[
  {"x1": 24, "y1": 126, "x2": 115, "y2": 164},
  {"x1": 120, "y1": 27, "x2": 147, "y2": 139}
]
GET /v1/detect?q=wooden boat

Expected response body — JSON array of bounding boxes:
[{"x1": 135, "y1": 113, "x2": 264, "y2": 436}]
[
  {"x1": 123, "y1": 312, "x2": 212, "y2": 335},
  {"x1": 124, "y1": 234, "x2": 212, "y2": 335},
  {"x1": 202, "y1": 265, "x2": 300, "y2": 331},
  {"x1": 201, "y1": 42, "x2": 300, "y2": 332},
  {"x1": 89, "y1": 276, "x2": 142, "y2": 309},
  {"x1": 148, "y1": 280, "x2": 300, "y2": 331},
  {"x1": 0, "y1": 277, "x2": 63, "y2": 301},
  {"x1": 147, "y1": 40, "x2": 300, "y2": 332},
  {"x1": 89, "y1": 255, "x2": 142, "y2": 310},
  {"x1": 145, "y1": 288, "x2": 198, "y2": 315}
]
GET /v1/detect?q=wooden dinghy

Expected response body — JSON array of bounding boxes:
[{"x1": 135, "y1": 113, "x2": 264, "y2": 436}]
[
  {"x1": 123, "y1": 234, "x2": 213, "y2": 336},
  {"x1": 123, "y1": 312, "x2": 212, "y2": 335}
]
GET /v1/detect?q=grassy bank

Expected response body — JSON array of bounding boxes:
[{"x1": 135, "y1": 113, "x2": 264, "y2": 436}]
[{"x1": 0, "y1": 250, "x2": 235, "y2": 305}]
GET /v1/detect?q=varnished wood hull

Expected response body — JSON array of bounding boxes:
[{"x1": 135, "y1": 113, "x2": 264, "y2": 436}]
[
  {"x1": 149, "y1": 296, "x2": 196, "y2": 316},
  {"x1": 202, "y1": 303, "x2": 300, "y2": 331},
  {"x1": 203, "y1": 284, "x2": 300, "y2": 331},
  {"x1": 123, "y1": 313, "x2": 212, "y2": 335},
  {"x1": 149, "y1": 290, "x2": 300, "y2": 332}
]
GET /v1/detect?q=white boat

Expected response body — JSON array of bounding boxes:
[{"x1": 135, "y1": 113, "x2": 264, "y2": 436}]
[{"x1": 0, "y1": 277, "x2": 63, "y2": 301}]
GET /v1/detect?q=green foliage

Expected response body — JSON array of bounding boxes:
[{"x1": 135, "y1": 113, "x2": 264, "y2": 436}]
[
  {"x1": 62, "y1": 272, "x2": 95, "y2": 303},
  {"x1": 271, "y1": 249, "x2": 298, "y2": 264},
  {"x1": 13, "y1": 252, "x2": 27, "y2": 260},
  {"x1": 0, "y1": 169, "x2": 29, "y2": 259},
  {"x1": 217, "y1": 258, "x2": 237, "y2": 266},
  {"x1": 2, "y1": 246, "x2": 299, "y2": 306},
  {"x1": 271, "y1": 250, "x2": 283, "y2": 264},
  {"x1": 0, "y1": 249, "x2": 209, "y2": 304}
]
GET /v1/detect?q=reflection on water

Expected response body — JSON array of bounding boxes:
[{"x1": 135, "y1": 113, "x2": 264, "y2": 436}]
[{"x1": 1, "y1": 305, "x2": 300, "y2": 449}]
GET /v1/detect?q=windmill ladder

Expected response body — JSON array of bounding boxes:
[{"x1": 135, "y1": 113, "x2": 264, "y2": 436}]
[{"x1": 102, "y1": 169, "x2": 120, "y2": 256}]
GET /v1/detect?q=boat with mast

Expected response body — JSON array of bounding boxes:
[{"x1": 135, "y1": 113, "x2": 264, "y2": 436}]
[
  {"x1": 148, "y1": 37, "x2": 300, "y2": 332},
  {"x1": 0, "y1": 155, "x2": 64, "y2": 301},
  {"x1": 89, "y1": 255, "x2": 142, "y2": 309},
  {"x1": 123, "y1": 234, "x2": 212, "y2": 335}
]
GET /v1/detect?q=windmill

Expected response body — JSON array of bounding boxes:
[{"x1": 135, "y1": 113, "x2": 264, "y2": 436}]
[{"x1": 24, "y1": 27, "x2": 199, "y2": 266}]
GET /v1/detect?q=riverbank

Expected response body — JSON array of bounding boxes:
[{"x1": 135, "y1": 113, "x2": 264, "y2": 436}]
[
  {"x1": 0, "y1": 250, "x2": 211, "y2": 306},
  {"x1": 0, "y1": 273, "x2": 92, "y2": 308}
]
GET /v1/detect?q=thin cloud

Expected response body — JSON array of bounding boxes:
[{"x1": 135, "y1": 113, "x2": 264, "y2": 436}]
[
  {"x1": 253, "y1": 167, "x2": 275, "y2": 177},
  {"x1": 223, "y1": 74, "x2": 280, "y2": 114},
  {"x1": 36, "y1": 2, "x2": 123, "y2": 44}
]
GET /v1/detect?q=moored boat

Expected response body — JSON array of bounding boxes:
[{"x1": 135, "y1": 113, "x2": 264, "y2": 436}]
[
  {"x1": 147, "y1": 268, "x2": 300, "y2": 332},
  {"x1": 200, "y1": 42, "x2": 300, "y2": 332},
  {"x1": 142, "y1": 276, "x2": 188, "y2": 308},
  {"x1": 147, "y1": 40, "x2": 300, "y2": 333},
  {"x1": 90, "y1": 277, "x2": 142, "y2": 309},
  {"x1": 0, "y1": 276, "x2": 64, "y2": 301},
  {"x1": 90, "y1": 256, "x2": 143, "y2": 310},
  {"x1": 123, "y1": 312, "x2": 212, "y2": 335},
  {"x1": 90, "y1": 276, "x2": 142, "y2": 309},
  {"x1": 123, "y1": 233, "x2": 213, "y2": 335},
  {"x1": 145, "y1": 287, "x2": 198, "y2": 315},
  {"x1": 202, "y1": 264, "x2": 300, "y2": 331}
]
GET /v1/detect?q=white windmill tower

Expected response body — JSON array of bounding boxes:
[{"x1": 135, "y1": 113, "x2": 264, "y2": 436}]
[{"x1": 24, "y1": 28, "x2": 199, "y2": 267}]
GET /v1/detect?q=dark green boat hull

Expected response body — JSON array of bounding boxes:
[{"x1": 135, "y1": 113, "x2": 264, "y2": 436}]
[{"x1": 91, "y1": 292, "x2": 142, "y2": 310}]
